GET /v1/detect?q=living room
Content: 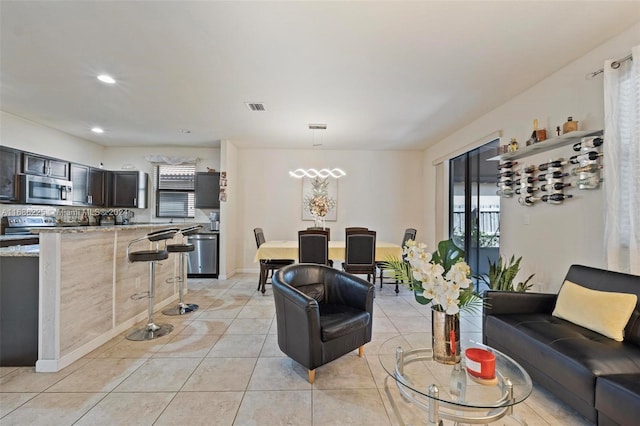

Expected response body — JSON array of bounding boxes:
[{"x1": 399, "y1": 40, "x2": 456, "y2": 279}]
[{"x1": 1, "y1": 2, "x2": 639, "y2": 425}]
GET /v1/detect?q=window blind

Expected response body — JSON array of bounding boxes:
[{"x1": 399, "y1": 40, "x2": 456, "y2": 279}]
[
  {"x1": 155, "y1": 165, "x2": 196, "y2": 218},
  {"x1": 157, "y1": 164, "x2": 195, "y2": 190}
]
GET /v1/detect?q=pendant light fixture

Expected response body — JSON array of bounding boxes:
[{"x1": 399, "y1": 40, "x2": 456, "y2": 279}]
[{"x1": 289, "y1": 124, "x2": 346, "y2": 179}]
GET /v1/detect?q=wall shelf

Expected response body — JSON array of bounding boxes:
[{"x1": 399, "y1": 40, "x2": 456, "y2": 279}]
[{"x1": 488, "y1": 130, "x2": 603, "y2": 162}]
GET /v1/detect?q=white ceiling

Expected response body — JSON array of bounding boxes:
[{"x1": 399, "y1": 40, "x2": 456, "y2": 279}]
[{"x1": 1, "y1": 1, "x2": 638, "y2": 150}]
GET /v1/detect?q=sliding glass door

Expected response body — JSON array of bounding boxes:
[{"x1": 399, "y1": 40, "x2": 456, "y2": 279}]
[{"x1": 449, "y1": 139, "x2": 500, "y2": 290}]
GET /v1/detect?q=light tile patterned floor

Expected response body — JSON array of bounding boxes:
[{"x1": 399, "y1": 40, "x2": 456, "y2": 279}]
[{"x1": 0, "y1": 274, "x2": 592, "y2": 425}]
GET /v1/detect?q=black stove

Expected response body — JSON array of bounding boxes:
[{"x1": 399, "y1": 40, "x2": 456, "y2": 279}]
[{"x1": 1, "y1": 216, "x2": 57, "y2": 235}]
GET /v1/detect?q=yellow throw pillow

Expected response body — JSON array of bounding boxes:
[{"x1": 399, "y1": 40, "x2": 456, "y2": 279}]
[{"x1": 552, "y1": 280, "x2": 637, "y2": 342}]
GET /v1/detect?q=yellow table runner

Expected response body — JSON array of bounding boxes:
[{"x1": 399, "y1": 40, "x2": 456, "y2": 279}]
[{"x1": 254, "y1": 240, "x2": 402, "y2": 263}]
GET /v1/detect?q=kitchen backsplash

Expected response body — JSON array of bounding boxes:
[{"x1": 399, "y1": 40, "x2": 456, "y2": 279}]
[{"x1": 1, "y1": 204, "x2": 218, "y2": 226}]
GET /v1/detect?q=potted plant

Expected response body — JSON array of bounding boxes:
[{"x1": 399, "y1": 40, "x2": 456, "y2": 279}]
[{"x1": 476, "y1": 255, "x2": 534, "y2": 292}]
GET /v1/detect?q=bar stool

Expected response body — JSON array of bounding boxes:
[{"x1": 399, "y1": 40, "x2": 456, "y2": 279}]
[
  {"x1": 126, "y1": 227, "x2": 179, "y2": 341},
  {"x1": 162, "y1": 224, "x2": 202, "y2": 316}
]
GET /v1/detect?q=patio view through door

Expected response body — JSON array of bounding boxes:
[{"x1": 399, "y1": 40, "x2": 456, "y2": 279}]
[{"x1": 449, "y1": 139, "x2": 500, "y2": 291}]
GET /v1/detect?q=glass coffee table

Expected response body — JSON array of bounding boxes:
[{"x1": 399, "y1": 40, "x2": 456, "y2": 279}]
[{"x1": 379, "y1": 333, "x2": 532, "y2": 425}]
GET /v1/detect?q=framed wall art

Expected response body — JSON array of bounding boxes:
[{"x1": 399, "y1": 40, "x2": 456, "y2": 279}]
[{"x1": 301, "y1": 176, "x2": 338, "y2": 222}]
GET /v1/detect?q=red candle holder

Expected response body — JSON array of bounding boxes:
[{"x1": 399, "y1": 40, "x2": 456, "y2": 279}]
[{"x1": 465, "y1": 348, "x2": 496, "y2": 379}]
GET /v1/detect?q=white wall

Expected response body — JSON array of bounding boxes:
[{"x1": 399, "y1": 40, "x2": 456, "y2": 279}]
[
  {"x1": 220, "y1": 140, "x2": 239, "y2": 278},
  {"x1": 423, "y1": 23, "x2": 640, "y2": 293},
  {"x1": 236, "y1": 148, "x2": 424, "y2": 271},
  {"x1": 102, "y1": 146, "x2": 220, "y2": 223},
  {"x1": 1, "y1": 111, "x2": 104, "y2": 166}
]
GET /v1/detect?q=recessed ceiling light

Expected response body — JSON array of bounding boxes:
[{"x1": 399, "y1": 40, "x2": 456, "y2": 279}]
[
  {"x1": 97, "y1": 74, "x2": 116, "y2": 84},
  {"x1": 91, "y1": 127, "x2": 104, "y2": 134},
  {"x1": 179, "y1": 129, "x2": 191, "y2": 134}
]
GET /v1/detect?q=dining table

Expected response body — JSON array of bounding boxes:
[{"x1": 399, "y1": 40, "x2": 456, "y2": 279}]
[{"x1": 254, "y1": 240, "x2": 403, "y2": 293}]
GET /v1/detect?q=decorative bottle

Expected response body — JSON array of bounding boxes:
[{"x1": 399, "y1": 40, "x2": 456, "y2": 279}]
[
  {"x1": 537, "y1": 171, "x2": 569, "y2": 181},
  {"x1": 518, "y1": 196, "x2": 539, "y2": 206},
  {"x1": 572, "y1": 137, "x2": 603, "y2": 152},
  {"x1": 498, "y1": 161, "x2": 518, "y2": 170},
  {"x1": 575, "y1": 176, "x2": 604, "y2": 190},
  {"x1": 449, "y1": 358, "x2": 467, "y2": 402},
  {"x1": 569, "y1": 164, "x2": 603, "y2": 176},
  {"x1": 563, "y1": 116, "x2": 578, "y2": 134},
  {"x1": 496, "y1": 188, "x2": 515, "y2": 197},
  {"x1": 515, "y1": 176, "x2": 536, "y2": 185},
  {"x1": 541, "y1": 182, "x2": 571, "y2": 192},
  {"x1": 515, "y1": 187, "x2": 539, "y2": 195},
  {"x1": 496, "y1": 179, "x2": 514, "y2": 187},
  {"x1": 541, "y1": 194, "x2": 573, "y2": 204},
  {"x1": 569, "y1": 151, "x2": 603, "y2": 164},
  {"x1": 538, "y1": 159, "x2": 568, "y2": 171}
]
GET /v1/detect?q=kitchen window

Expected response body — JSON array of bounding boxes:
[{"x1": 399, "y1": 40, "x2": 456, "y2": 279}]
[{"x1": 155, "y1": 164, "x2": 195, "y2": 218}]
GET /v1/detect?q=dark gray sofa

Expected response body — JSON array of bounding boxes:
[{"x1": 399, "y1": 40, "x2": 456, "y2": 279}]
[{"x1": 483, "y1": 265, "x2": 640, "y2": 425}]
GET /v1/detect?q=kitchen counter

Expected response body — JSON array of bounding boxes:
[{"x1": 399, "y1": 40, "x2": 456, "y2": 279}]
[
  {"x1": 35, "y1": 224, "x2": 183, "y2": 372},
  {"x1": 36, "y1": 223, "x2": 175, "y2": 234},
  {"x1": 0, "y1": 234, "x2": 38, "y2": 241},
  {"x1": 196, "y1": 230, "x2": 220, "y2": 235}
]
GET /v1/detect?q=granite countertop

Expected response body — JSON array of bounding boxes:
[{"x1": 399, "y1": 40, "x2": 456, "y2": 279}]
[
  {"x1": 36, "y1": 223, "x2": 176, "y2": 234},
  {"x1": 0, "y1": 234, "x2": 39, "y2": 241},
  {"x1": 0, "y1": 244, "x2": 39, "y2": 257},
  {"x1": 196, "y1": 230, "x2": 220, "y2": 235}
]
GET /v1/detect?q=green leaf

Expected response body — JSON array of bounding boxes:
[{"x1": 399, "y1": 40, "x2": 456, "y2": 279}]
[
  {"x1": 431, "y1": 239, "x2": 465, "y2": 273},
  {"x1": 477, "y1": 254, "x2": 535, "y2": 292}
]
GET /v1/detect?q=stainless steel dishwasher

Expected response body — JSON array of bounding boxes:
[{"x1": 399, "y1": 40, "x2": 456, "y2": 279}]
[{"x1": 187, "y1": 234, "x2": 218, "y2": 278}]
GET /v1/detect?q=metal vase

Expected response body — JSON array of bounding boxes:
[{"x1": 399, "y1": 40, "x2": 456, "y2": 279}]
[{"x1": 431, "y1": 307, "x2": 461, "y2": 364}]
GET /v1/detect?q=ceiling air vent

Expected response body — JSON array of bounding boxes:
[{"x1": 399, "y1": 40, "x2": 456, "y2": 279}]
[
  {"x1": 308, "y1": 123, "x2": 327, "y2": 130},
  {"x1": 245, "y1": 102, "x2": 266, "y2": 111}
]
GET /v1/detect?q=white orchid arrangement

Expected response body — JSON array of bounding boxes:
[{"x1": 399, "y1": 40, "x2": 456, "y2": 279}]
[{"x1": 384, "y1": 239, "x2": 482, "y2": 315}]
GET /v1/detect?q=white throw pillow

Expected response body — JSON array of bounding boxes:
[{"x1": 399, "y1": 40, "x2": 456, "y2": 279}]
[{"x1": 552, "y1": 280, "x2": 637, "y2": 342}]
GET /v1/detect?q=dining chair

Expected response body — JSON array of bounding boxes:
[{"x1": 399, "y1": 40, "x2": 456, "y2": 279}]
[
  {"x1": 345, "y1": 227, "x2": 369, "y2": 233},
  {"x1": 298, "y1": 229, "x2": 330, "y2": 266},
  {"x1": 307, "y1": 226, "x2": 330, "y2": 241},
  {"x1": 306, "y1": 227, "x2": 334, "y2": 266},
  {"x1": 342, "y1": 228, "x2": 377, "y2": 283},
  {"x1": 377, "y1": 228, "x2": 417, "y2": 294},
  {"x1": 253, "y1": 227, "x2": 295, "y2": 294}
]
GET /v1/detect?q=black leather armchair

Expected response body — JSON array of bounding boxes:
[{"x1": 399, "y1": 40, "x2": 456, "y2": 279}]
[{"x1": 272, "y1": 264, "x2": 374, "y2": 384}]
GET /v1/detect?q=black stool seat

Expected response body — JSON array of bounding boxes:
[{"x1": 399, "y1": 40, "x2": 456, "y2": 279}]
[
  {"x1": 128, "y1": 250, "x2": 169, "y2": 262},
  {"x1": 180, "y1": 225, "x2": 202, "y2": 236},
  {"x1": 147, "y1": 228, "x2": 179, "y2": 242},
  {"x1": 167, "y1": 244, "x2": 194, "y2": 253}
]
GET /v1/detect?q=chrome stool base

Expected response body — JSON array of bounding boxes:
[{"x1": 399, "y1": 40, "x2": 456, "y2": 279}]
[
  {"x1": 126, "y1": 323, "x2": 174, "y2": 341},
  {"x1": 162, "y1": 302, "x2": 199, "y2": 316}
]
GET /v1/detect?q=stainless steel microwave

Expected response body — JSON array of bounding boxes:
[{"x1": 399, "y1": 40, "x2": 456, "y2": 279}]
[{"x1": 19, "y1": 174, "x2": 73, "y2": 206}]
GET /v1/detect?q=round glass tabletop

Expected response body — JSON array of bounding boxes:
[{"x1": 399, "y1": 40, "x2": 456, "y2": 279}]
[{"x1": 378, "y1": 333, "x2": 533, "y2": 410}]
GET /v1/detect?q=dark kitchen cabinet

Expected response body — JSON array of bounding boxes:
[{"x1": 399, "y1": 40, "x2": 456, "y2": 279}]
[
  {"x1": 1, "y1": 255, "x2": 39, "y2": 366},
  {"x1": 109, "y1": 171, "x2": 148, "y2": 208},
  {"x1": 70, "y1": 163, "x2": 105, "y2": 206},
  {"x1": 0, "y1": 146, "x2": 20, "y2": 202},
  {"x1": 23, "y1": 153, "x2": 69, "y2": 179},
  {"x1": 195, "y1": 172, "x2": 220, "y2": 209}
]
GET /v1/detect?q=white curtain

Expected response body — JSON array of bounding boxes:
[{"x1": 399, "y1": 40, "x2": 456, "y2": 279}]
[{"x1": 604, "y1": 45, "x2": 640, "y2": 275}]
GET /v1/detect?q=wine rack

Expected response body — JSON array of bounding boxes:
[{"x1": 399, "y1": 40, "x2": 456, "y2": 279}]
[{"x1": 495, "y1": 134, "x2": 603, "y2": 206}]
